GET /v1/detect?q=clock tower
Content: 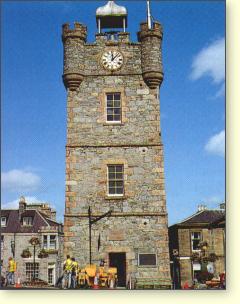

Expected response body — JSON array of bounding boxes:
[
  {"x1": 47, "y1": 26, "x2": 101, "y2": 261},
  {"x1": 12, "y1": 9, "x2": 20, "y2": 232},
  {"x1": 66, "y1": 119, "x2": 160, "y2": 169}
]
[{"x1": 62, "y1": 1, "x2": 171, "y2": 287}]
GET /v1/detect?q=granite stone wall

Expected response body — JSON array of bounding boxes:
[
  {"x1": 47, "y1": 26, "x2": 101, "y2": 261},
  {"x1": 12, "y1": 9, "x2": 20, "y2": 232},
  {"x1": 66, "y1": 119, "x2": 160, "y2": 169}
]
[{"x1": 63, "y1": 20, "x2": 171, "y2": 283}]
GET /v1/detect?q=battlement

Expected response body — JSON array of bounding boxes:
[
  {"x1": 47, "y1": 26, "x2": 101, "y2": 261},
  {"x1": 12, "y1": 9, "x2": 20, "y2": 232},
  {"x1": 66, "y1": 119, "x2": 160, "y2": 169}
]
[
  {"x1": 95, "y1": 31, "x2": 130, "y2": 43},
  {"x1": 62, "y1": 22, "x2": 87, "y2": 42},
  {"x1": 138, "y1": 21, "x2": 163, "y2": 41}
]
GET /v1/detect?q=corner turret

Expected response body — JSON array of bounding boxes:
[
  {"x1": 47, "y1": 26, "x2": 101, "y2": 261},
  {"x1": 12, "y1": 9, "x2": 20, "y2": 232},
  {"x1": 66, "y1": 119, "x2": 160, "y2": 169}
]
[
  {"x1": 62, "y1": 22, "x2": 87, "y2": 91},
  {"x1": 138, "y1": 21, "x2": 163, "y2": 89}
]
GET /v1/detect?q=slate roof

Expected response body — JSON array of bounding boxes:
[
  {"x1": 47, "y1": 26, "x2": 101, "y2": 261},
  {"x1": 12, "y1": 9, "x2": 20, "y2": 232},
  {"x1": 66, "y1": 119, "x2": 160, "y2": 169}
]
[
  {"x1": 181, "y1": 210, "x2": 224, "y2": 224},
  {"x1": 0, "y1": 209, "x2": 61, "y2": 233},
  {"x1": 170, "y1": 210, "x2": 225, "y2": 228}
]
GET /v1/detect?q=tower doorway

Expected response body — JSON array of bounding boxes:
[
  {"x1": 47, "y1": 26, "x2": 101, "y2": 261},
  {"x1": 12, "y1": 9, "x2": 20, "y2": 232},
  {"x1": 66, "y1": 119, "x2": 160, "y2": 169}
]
[{"x1": 109, "y1": 252, "x2": 126, "y2": 287}]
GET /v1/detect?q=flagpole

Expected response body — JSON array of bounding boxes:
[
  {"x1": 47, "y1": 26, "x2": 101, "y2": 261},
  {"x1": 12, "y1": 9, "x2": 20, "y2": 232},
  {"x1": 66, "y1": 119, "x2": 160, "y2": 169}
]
[{"x1": 147, "y1": 1, "x2": 152, "y2": 29}]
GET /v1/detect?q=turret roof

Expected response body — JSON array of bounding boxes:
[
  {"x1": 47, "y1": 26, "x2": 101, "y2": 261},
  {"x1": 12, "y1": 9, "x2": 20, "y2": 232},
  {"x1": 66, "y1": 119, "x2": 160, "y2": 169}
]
[{"x1": 96, "y1": 1, "x2": 127, "y2": 17}]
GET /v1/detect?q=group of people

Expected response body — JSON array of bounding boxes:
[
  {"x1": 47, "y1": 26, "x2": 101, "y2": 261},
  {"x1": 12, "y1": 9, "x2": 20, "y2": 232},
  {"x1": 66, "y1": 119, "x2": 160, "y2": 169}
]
[{"x1": 61, "y1": 255, "x2": 80, "y2": 289}]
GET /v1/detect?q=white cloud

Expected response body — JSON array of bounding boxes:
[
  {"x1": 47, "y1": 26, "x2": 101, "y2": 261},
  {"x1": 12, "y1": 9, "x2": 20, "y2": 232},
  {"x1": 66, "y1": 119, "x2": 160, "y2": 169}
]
[
  {"x1": 190, "y1": 37, "x2": 225, "y2": 83},
  {"x1": 2, "y1": 196, "x2": 42, "y2": 209},
  {"x1": 205, "y1": 130, "x2": 225, "y2": 157},
  {"x1": 1, "y1": 169, "x2": 41, "y2": 192}
]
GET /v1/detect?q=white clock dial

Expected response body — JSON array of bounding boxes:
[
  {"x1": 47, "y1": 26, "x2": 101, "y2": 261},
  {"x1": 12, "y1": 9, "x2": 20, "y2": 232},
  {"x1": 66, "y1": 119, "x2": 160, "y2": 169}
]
[{"x1": 101, "y1": 50, "x2": 123, "y2": 71}]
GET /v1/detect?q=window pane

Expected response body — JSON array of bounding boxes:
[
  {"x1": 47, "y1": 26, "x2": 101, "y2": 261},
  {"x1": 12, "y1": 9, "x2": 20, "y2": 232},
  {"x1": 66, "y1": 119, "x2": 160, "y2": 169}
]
[
  {"x1": 116, "y1": 187, "x2": 123, "y2": 194},
  {"x1": 109, "y1": 181, "x2": 115, "y2": 188},
  {"x1": 109, "y1": 188, "x2": 116, "y2": 194},
  {"x1": 107, "y1": 115, "x2": 113, "y2": 121},
  {"x1": 107, "y1": 100, "x2": 113, "y2": 107},
  {"x1": 107, "y1": 108, "x2": 114, "y2": 115},
  {"x1": 116, "y1": 166, "x2": 123, "y2": 172},
  {"x1": 116, "y1": 173, "x2": 123, "y2": 179},
  {"x1": 43, "y1": 235, "x2": 48, "y2": 248},
  {"x1": 114, "y1": 108, "x2": 121, "y2": 115},
  {"x1": 107, "y1": 94, "x2": 113, "y2": 101},
  {"x1": 50, "y1": 236, "x2": 56, "y2": 249},
  {"x1": 108, "y1": 173, "x2": 115, "y2": 180},
  {"x1": 114, "y1": 115, "x2": 121, "y2": 121},
  {"x1": 116, "y1": 181, "x2": 123, "y2": 187},
  {"x1": 114, "y1": 93, "x2": 121, "y2": 100},
  {"x1": 108, "y1": 166, "x2": 115, "y2": 172},
  {"x1": 114, "y1": 100, "x2": 121, "y2": 107},
  {"x1": 193, "y1": 240, "x2": 200, "y2": 250}
]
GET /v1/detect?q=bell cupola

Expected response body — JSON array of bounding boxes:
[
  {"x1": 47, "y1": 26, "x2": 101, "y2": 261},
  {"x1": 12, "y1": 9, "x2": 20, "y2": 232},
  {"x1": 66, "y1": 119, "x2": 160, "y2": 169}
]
[{"x1": 96, "y1": 1, "x2": 128, "y2": 33}]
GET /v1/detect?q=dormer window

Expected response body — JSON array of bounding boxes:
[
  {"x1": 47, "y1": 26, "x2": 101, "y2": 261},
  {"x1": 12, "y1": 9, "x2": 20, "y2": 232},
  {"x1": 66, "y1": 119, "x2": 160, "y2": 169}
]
[
  {"x1": 1, "y1": 217, "x2": 7, "y2": 227},
  {"x1": 23, "y1": 217, "x2": 33, "y2": 226}
]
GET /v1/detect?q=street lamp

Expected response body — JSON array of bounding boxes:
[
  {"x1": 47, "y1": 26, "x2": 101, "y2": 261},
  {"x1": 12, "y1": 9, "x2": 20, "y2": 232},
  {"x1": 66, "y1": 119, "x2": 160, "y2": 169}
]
[
  {"x1": 88, "y1": 206, "x2": 112, "y2": 264},
  {"x1": 29, "y1": 237, "x2": 40, "y2": 281},
  {"x1": 11, "y1": 240, "x2": 15, "y2": 258}
]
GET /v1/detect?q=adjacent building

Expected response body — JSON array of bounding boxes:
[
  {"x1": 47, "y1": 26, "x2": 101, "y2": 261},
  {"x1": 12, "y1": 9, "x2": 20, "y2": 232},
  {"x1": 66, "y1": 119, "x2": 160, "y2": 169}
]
[
  {"x1": 62, "y1": 1, "x2": 171, "y2": 287},
  {"x1": 168, "y1": 204, "x2": 225, "y2": 287},
  {"x1": 0, "y1": 197, "x2": 63, "y2": 285}
]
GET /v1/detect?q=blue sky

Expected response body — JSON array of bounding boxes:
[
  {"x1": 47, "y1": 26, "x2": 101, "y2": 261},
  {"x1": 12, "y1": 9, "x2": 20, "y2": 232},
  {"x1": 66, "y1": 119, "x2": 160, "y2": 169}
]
[{"x1": 1, "y1": 0, "x2": 225, "y2": 225}]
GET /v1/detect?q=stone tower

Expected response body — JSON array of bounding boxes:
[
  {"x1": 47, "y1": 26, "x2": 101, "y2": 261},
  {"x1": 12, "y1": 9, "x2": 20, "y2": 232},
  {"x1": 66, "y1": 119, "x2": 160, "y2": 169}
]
[{"x1": 62, "y1": 1, "x2": 170, "y2": 287}]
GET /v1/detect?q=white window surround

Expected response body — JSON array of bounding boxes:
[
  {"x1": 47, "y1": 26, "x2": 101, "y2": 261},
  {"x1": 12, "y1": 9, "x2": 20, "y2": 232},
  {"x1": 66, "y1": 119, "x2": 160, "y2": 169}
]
[
  {"x1": 107, "y1": 164, "x2": 124, "y2": 196},
  {"x1": 42, "y1": 234, "x2": 58, "y2": 250},
  {"x1": 23, "y1": 217, "x2": 33, "y2": 226},
  {"x1": 25, "y1": 263, "x2": 39, "y2": 281},
  {"x1": 106, "y1": 92, "x2": 122, "y2": 123},
  {"x1": 191, "y1": 231, "x2": 202, "y2": 252},
  {"x1": 1, "y1": 217, "x2": 7, "y2": 227}
]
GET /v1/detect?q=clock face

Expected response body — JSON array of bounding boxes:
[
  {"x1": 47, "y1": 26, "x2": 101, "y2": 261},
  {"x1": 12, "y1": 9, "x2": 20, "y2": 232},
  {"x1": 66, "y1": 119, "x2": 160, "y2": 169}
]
[{"x1": 101, "y1": 50, "x2": 123, "y2": 71}]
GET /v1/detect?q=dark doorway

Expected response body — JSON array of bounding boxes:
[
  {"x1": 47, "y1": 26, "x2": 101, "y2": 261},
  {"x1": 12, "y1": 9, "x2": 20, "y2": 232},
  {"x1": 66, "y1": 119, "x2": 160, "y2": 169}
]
[{"x1": 109, "y1": 252, "x2": 126, "y2": 287}]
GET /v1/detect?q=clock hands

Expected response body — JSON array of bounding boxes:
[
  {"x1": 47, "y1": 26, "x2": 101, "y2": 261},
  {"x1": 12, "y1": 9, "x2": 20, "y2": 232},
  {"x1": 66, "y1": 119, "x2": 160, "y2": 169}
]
[{"x1": 112, "y1": 53, "x2": 120, "y2": 61}]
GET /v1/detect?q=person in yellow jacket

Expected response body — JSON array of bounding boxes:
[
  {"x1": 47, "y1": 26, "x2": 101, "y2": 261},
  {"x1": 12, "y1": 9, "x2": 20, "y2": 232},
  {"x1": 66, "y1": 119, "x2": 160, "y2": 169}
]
[
  {"x1": 71, "y1": 257, "x2": 79, "y2": 289},
  {"x1": 63, "y1": 255, "x2": 73, "y2": 289},
  {"x1": 7, "y1": 257, "x2": 16, "y2": 286}
]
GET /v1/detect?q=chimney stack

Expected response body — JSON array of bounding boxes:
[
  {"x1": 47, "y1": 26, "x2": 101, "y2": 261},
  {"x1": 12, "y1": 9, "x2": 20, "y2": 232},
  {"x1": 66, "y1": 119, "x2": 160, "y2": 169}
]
[
  {"x1": 219, "y1": 202, "x2": 225, "y2": 211},
  {"x1": 197, "y1": 204, "x2": 207, "y2": 212},
  {"x1": 19, "y1": 196, "x2": 26, "y2": 217}
]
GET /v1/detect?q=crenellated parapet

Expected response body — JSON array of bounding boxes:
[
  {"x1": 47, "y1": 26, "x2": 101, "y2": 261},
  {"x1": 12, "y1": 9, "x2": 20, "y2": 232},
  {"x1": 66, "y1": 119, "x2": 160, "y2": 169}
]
[
  {"x1": 62, "y1": 22, "x2": 87, "y2": 91},
  {"x1": 138, "y1": 21, "x2": 163, "y2": 89}
]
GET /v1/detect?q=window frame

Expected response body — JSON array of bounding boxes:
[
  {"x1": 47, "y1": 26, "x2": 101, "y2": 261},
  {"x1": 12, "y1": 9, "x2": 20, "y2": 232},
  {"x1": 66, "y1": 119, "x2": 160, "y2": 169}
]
[
  {"x1": 25, "y1": 262, "x2": 39, "y2": 281},
  {"x1": 107, "y1": 164, "x2": 124, "y2": 197},
  {"x1": 43, "y1": 235, "x2": 48, "y2": 249},
  {"x1": 106, "y1": 92, "x2": 122, "y2": 123},
  {"x1": 138, "y1": 253, "x2": 157, "y2": 267},
  {"x1": 1, "y1": 235, "x2": 4, "y2": 251},
  {"x1": 22, "y1": 217, "x2": 33, "y2": 226},
  {"x1": 1, "y1": 217, "x2": 7, "y2": 227},
  {"x1": 49, "y1": 235, "x2": 57, "y2": 250},
  {"x1": 42, "y1": 234, "x2": 58, "y2": 250},
  {"x1": 191, "y1": 231, "x2": 202, "y2": 252}
]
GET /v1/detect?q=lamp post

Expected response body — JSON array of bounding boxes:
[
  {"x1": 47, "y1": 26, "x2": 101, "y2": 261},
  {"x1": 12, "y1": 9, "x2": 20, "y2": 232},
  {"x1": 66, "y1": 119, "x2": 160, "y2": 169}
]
[
  {"x1": 88, "y1": 206, "x2": 112, "y2": 264},
  {"x1": 172, "y1": 249, "x2": 180, "y2": 289},
  {"x1": 29, "y1": 237, "x2": 40, "y2": 281}
]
